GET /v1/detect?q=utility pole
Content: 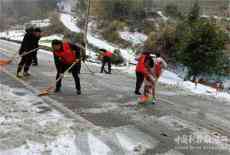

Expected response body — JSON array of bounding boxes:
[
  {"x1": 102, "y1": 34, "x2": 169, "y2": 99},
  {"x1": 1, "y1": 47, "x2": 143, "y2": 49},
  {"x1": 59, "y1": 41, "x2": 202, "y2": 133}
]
[{"x1": 84, "y1": 0, "x2": 91, "y2": 57}]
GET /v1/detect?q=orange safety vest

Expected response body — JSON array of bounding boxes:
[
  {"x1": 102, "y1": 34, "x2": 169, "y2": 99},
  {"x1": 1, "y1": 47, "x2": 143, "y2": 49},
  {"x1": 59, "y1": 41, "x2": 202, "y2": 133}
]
[
  {"x1": 54, "y1": 42, "x2": 76, "y2": 64},
  {"x1": 136, "y1": 54, "x2": 146, "y2": 73}
]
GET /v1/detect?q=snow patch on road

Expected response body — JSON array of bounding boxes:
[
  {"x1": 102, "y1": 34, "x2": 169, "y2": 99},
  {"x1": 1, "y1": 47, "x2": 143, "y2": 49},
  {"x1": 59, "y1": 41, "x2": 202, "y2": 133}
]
[
  {"x1": 0, "y1": 84, "x2": 78, "y2": 154},
  {"x1": 114, "y1": 125, "x2": 158, "y2": 154},
  {"x1": 158, "y1": 115, "x2": 196, "y2": 132},
  {"x1": 155, "y1": 149, "x2": 184, "y2": 155},
  {"x1": 88, "y1": 133, "x2": 111, "y2": 155}
]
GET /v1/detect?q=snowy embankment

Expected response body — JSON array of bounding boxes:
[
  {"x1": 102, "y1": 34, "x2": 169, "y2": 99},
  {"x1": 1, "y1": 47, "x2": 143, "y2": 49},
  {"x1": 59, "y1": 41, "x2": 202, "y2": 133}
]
[{"x1": 123, "y1": 65, "x2": 230, "y2": 101}]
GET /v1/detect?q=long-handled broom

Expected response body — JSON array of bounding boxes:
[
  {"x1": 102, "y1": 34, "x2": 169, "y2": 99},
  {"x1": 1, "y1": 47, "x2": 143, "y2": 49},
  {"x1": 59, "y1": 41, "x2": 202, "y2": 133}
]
[
  {"x1": 38, "y1": 61, "x2": 78, "y2": 96},
  {"x1": 0, "y1": 47, "x2": 40, "y2": 65}
]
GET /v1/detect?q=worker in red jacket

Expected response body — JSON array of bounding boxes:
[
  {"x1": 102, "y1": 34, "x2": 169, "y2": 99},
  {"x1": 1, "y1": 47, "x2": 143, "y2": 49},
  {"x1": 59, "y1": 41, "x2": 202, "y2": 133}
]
[
  {"x1": 100, "y1": 49, "x2": 113, "y2": 74},
  {"x1": 51, "y1": 39, "x2": 83, "y2": 95},
  {"x1": 135, "y1": 52, "x2": 150, "y2": 95}
]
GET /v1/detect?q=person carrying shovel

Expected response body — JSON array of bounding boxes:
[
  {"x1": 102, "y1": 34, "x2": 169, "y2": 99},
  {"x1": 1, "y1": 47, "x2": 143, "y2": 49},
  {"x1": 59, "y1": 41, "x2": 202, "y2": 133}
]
[
  {"x1": 99, "y1": 49, "x2": 113, "y2": 74},
  {"x1": 16, "y1": 27, "x2": 42, "y2": 77},
  {"x1": 51, "y1": 39, "x2": 83, "y2": 95}
]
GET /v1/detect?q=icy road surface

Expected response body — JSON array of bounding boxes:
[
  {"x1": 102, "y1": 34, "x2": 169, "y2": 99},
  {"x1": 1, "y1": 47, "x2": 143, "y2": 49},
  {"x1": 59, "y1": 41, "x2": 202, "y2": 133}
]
[{"x1": 1, "y1": 39, "x2": 230, "y2": 154}]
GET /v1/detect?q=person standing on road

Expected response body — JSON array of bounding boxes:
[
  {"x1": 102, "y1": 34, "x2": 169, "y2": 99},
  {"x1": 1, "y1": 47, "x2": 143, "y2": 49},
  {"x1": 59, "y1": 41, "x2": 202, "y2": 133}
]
[
  {"x1": 16, "y1": 27, "x2": 41, "y2": 77},
  {"x1": 32, "y1": 27, "x2": 42, "y2": 66},
  {"x1": 138, "y1": 55, "x2": 156, "y2": 104},
  {"x1": 100, "y1": 49, "x2": 113, "y2": 74},
  {"x1": 134, "y1": 52, "x2": 150, "y2": 95},
  {"x1": 139, "y1": 53, "x2": 167, "y2": 104},
  {"x1": 51, "y1": 39, "x2": 83, "y2": 95}
]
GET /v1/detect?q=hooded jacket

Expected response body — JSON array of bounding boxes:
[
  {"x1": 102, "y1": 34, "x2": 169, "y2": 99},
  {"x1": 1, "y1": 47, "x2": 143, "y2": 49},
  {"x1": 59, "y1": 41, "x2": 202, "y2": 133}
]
[{"x1": 19, "y1": 28, "x2": 38, "y2": 56}]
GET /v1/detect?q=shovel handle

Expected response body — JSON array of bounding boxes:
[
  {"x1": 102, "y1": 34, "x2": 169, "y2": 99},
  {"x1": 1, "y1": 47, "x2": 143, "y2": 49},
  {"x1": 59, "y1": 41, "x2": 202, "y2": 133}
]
[
  {"x1": 55, "y1": 62, "x2": 77, "y2": 83},
  {"x1": 20, "y1": 47, "x2": 40, "y2": 57}
]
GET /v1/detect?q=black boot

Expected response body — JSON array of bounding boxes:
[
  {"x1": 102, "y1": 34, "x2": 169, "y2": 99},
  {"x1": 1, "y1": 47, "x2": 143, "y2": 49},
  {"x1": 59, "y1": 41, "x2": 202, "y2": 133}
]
[
  {"x1": 32, "y1": 62, "x2": 38, "y2": 66},
  {"x1": 77, "y1": 90, "x2": 81, "y2": 95},
  {"x1": 23, "y1": 72, "x2": 31, "y2": 77},
  {"x1": 54, "y1": 87, "x2": 61, "y2": 93},
  {"x1": 135, "y1": 91, "x2": 142, "y2": 95},
  {"x1": 16, "y1": 66, "x2": 23, "y2": 78}
]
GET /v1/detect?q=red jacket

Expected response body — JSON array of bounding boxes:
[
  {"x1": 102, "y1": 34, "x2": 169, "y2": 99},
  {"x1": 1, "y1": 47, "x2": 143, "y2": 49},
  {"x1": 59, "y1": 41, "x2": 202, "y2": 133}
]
[
  {"x1": 54, "y1": 42, "x2": 76, "y2": 65},
  {"x1": 103, "y1": 51, "x2": 113, "y2": 58},
  {"x1": 136, "y1": 54, "x2": 146, "y2": 73}
]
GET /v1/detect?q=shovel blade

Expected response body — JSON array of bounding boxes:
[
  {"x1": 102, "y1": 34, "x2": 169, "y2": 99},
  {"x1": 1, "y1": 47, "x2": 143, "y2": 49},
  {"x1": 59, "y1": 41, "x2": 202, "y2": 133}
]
[
  {"x1": 38, "y1": 85, "x2": 54, "y2": 96},
  {"x1": 38, "y1": 90, "x2": 49, "y2": 96},
  {"x1": 0, "y1": 59, "x2": 12, "y2": 65}
]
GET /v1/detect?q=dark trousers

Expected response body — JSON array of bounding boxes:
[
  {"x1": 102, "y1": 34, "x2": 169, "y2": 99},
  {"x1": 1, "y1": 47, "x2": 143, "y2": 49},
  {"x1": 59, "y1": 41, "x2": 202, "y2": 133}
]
[
  {"x1": 32, "y1": 51, "x2": 38, "y2": 64},
  {"x1": 135, "y1": 71, "x2": 144, "y2": 92},
  {"x1": 101, "y1": 58, "x2": 111, "y2": 73},
  {"x1": 56, "y1": 64, "x2": 81, "y2": 91},
  {"x1": 17, "y1": 55, "x2": 33, "y2": 73}
]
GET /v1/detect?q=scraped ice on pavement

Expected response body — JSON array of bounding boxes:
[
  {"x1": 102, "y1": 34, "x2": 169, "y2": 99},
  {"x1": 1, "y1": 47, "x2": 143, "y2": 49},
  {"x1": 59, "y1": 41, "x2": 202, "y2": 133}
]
[{"x1": 0, "y1": 83, "x2": 80, "y2": 155}]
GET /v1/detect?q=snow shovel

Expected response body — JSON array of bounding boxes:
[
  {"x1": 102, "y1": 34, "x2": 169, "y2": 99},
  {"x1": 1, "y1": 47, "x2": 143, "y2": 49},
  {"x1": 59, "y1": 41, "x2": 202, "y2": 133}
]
[
  {"x1": 38, "y1": 62, "x2": 77, "y2": 96},
  {"x1": 0, "y1": 47, "x2": 40, "y2": 65}
]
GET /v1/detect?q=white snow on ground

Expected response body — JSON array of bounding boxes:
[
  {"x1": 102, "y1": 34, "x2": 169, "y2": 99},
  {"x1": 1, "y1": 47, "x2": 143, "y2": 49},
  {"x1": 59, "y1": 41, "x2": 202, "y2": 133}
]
[
  {"x1": 119, "y1": 31, "x2": 147, "y2": 45},
  {"x1": 157, "y1": 11, "x2": 169, "y2": 21},
  {"x1": 0, "y1": 30, "x2": 25, "y2": 41},
  {"x1": 0, "y1": 19, "x2": 51, "y2": 41},
  {"x1": 60, "y1": 13, "x2": 81, "y2": 33},
  {"x1": 60, "y1": 13, "x2": 137, "y2": 64},
  {"x1": 39, "y1": 34, "x2": 64, "y2": 47},
  {"x1": 88, "y1": 133, "x2": 111, "y2": 155},
  {"x1": 0, "y1": 83, "x2": 79, "y2": 155},
  {"x1": 159, "y1": 71, "x2": 230, "y2": 101},
  {"x1": 29, "y1": 19, "x2": 51, "y2": 28},
  {"x1": 120, "y1": 65, "x2": 230, "y2": 101}
]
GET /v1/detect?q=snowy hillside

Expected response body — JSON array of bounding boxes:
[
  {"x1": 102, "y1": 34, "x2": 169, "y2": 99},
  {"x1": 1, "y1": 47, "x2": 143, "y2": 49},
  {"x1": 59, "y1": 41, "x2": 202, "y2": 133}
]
[{"x1": 60, "y1": 13, "x2": 138, "y2": 64}]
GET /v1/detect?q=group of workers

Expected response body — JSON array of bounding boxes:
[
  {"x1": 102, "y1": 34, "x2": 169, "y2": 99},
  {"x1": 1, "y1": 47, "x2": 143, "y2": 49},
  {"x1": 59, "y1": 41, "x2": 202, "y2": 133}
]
[{"x1": 15, "y1": 27, "x2": 167, "y2": 104}]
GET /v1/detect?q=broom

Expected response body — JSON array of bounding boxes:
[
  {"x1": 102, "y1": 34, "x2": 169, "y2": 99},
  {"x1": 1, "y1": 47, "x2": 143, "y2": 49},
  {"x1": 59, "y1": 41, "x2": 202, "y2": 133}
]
[
  {"x1": 38, "y1": 61, "x2": 78, "y2": 96},
  {"x1": 0, "y1": 47, "x2": 40, "y2": 65}
]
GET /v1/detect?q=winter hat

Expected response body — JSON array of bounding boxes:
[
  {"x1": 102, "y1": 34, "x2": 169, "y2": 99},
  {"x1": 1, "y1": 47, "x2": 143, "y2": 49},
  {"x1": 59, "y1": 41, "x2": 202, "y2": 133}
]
[
  {"x1": 25, "y1": 26, "x2": 34, "y2": 33},
  {"x1": 34, "y1": 27, "x2": 42, "y2": 32},
  {"x1": 100, "y1": 49, "x2": 107, "y2": 52},
  {"x1": 52, "y1": 39, "x2": 62, "y2": 46}
]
